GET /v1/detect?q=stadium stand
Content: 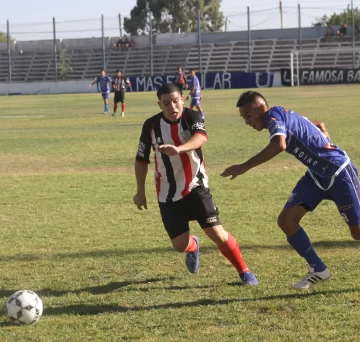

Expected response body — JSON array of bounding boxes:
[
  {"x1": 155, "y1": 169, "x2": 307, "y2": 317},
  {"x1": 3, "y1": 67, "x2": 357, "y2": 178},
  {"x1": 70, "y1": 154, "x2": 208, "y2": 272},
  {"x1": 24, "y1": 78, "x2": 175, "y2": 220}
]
[{"x1": 1, "y1": 36, "x2": 359, "y2": 82}]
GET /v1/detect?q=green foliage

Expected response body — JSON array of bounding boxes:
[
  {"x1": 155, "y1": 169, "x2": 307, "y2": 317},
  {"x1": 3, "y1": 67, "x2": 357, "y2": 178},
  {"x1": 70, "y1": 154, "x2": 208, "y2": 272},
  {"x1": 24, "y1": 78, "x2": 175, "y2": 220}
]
[
  {"x1": 0, "y1": 31, "x2": 8, "y2": 42},
  {"x1": 124, "y1": 0, "x2": 224, "y2": 35},
  {"x1": 0, "y1": 87, "x2": 359, "y2": 340},
  {"x1": 59, "y1": 48, "x2": 68, "y2": 81},
  {"x1": 313, "y1": 6, "x2": 360, "y2": 26}
]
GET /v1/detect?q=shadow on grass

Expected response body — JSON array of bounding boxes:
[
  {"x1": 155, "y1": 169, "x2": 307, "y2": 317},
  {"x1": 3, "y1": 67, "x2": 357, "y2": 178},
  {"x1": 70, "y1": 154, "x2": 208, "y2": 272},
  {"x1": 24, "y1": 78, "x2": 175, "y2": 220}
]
[
  {"x1": 42, "y1": 287, "x2": 360, "y2": 316},
  {"x1": 2, "y1": 239, "x2": 359, "y2": 263}
]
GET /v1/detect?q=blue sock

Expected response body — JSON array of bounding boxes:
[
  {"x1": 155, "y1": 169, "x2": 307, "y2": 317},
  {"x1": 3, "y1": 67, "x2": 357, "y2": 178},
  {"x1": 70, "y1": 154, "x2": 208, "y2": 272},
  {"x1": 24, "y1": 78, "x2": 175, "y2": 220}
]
[
  {"x1": 287, "y1": 227, "x2": 326, "y2": 272},
  {"x1": 105, "y1": 104, "x2": 108, "y2": 112}
]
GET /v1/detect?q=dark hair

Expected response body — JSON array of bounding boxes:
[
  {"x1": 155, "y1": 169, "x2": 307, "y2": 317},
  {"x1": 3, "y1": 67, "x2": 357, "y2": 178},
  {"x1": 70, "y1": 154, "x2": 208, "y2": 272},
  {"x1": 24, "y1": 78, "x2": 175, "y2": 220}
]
[
  {"x1": 115, "y1": 69, "x2": 121, "y2": 73},
  {"x1": 190, "y1": 69, "x2": 196, "y2": 73},
  {"x1": 236, "y1": 91, "x2": 268, "y2": 108},
  {"x1": 157, "y1": 83, "x2": 181, "y2": 100}
]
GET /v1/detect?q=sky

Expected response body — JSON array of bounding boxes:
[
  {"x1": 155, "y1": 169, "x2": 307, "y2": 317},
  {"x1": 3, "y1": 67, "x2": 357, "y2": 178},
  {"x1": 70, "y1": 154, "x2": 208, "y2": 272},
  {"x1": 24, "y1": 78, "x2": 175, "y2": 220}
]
[{"x1": 0, "y1": 0, "x2": 357, "y2": 41}]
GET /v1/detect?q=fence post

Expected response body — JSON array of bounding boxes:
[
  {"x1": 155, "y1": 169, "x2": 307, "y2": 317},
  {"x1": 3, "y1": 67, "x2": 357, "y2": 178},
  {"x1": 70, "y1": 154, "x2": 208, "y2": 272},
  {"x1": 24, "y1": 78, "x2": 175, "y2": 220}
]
[
  {"x1": 247, "y1": 7, "x2": 251, "y2": 73},
  {"x1": 197, "y1": 7, "x2": 202, "y2": 73},
  {"x1": 7, "y1": 19, "x2": 12, "y2": 83},
  {"x1": 149, "y1": 11, "x2": 153, "y2": 76},
  {"x1": 119, "y1": 14, "x2": 123, "y2": 39},
  {"x1": 53, "y1": 17, "x2": 58, "y2": 82},
  {"x1": 298, "y1": 4, "x2": 302, "y2": 68},
  {"x1": 101, "y1": 15, "x2": 106, "y2": 70},
  {"x1": 351, "y1": 0, "x2": 355, "y2": 68}
]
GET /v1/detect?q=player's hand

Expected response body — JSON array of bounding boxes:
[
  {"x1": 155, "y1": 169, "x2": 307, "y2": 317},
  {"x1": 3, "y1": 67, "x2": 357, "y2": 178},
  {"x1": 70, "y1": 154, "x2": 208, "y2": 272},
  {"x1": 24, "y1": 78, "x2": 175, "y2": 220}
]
[
  {"x1": 158, "y1": 144, "x2": 181, "y2": 156},
  {"x1": 88, "y1": 84, "x2": 92, "y2": 88},
  {"x1": 133, "y1": 193, "x2": 147, "y2": 210},
  {"x1": 221, "y1": 164, "x2": 248, "y2": 180}
]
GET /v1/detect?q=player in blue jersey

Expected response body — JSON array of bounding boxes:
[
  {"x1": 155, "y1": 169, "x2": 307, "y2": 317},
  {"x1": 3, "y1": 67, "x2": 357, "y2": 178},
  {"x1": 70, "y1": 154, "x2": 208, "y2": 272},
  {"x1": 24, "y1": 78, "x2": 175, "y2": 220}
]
[
  {"x1": 88, "y1": 70, "x2": 112, "y2": 114},
  {"x1": 186, "y1": 69, "x2": 203, "y2": 118},
  {"x1": 221, "y1": 91, "x2": 360, "y2": 289}
]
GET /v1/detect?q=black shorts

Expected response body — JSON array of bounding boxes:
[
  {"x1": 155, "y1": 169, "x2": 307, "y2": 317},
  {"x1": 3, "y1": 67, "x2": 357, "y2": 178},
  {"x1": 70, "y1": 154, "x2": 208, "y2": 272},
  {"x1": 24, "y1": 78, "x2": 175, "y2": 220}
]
[
  {"x1": 158, "y1": 186, "x2": 221, "y2": 239},
  {"x1": 114, "y1": 91, "x2": 125, "y2": 103},
  {"x1": 175, "y1": 84, "x2": 185, "y2": 95}
]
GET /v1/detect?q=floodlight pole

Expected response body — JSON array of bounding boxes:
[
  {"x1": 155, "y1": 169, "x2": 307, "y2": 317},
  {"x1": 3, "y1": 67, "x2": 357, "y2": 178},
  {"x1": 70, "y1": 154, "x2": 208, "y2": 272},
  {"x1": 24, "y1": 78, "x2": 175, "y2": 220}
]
[
  {"x1": 101, "y1": 15, "x2": 106, "y2": 70},
  {"x1": 53, "y1": 17, "x2": 58, "y2": 82},
  {"x1": 351, "y1": 0, "x2": 355, "y2": 68},
  {"x1": 7, "y1": 19, "x2": 12, "y2": 83},
  {"x1": 247, "y1": 7, "x2": 251, "y2": 72}
]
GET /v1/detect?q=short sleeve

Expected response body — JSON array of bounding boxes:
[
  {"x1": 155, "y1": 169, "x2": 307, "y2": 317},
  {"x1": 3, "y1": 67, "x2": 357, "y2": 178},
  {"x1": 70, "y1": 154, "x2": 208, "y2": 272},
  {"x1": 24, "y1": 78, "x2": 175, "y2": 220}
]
[
  {"x1": 136, "y1": 118, "x2": 153, "y2": 164},
  {"x1": 267, "y1": 108, "x2": 287, "y2": 140},
  {"x1": 183, "y1": 110, "x2": 207, "y2": 137}
]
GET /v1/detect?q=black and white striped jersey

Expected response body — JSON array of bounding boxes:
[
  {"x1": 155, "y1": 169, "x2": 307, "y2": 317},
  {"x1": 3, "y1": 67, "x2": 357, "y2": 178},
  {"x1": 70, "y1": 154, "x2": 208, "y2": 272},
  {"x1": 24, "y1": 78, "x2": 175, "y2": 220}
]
[{"x1": 136, "y1": 108, "x2": 208, "y2": 203}]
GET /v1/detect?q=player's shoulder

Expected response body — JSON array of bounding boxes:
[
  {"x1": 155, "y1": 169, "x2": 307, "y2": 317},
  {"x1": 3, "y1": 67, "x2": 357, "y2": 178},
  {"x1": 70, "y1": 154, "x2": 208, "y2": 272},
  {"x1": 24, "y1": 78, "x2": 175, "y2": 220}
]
[
  {"x1": 182, "y1": 107, "x2": 201, "y2": 119},
  {"x1": 143, "y1": 112, "x2": 162, "y2": 128}
]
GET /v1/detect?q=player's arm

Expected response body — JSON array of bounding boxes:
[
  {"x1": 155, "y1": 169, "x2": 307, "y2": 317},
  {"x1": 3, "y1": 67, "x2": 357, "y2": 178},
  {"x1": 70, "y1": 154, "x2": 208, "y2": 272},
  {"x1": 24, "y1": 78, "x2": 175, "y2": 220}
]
[
  {"x1": 186, "y1": 82, "x2": 195, "y2": 100},
  {"x1": 221, "y1": 135, "x2": 286, "y2": 180},
  {"x1": 311, "y1": 120, "x2": 331, "y2": 139},
  {"x1": 158, "y1": 133, "x2": 207, "y2": 156},
  {"x1": 88, "y1": 79, "x2": 97, "y2": 87}
]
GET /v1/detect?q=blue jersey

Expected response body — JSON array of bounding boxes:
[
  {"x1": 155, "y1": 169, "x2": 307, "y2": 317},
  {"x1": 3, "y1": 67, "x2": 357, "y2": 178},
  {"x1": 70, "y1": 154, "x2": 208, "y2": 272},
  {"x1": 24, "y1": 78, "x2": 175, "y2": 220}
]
[
  {"x1": 190, "y1": 76, "x2": 201, "y2": 99},
  {"x1": 96, "y1": 76, "x2": 112, "y2": 93},
  {"x1": 265, "y1": 106, "x2": 348, "y2": 178}
]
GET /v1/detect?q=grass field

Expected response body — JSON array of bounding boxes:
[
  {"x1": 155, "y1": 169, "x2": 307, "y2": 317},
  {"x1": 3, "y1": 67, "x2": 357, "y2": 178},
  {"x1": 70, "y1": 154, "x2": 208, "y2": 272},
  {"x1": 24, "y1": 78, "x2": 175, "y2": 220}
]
[{"x1": 0, "y1": 86, "x2": 360, "y2": 341}]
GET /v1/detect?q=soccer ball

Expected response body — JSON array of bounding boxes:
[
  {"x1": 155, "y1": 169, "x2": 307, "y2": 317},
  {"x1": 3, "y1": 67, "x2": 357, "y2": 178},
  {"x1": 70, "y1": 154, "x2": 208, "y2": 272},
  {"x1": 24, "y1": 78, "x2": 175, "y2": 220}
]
[{"x1": 6, "y1": 290, "x2": 43, "y2": 325}]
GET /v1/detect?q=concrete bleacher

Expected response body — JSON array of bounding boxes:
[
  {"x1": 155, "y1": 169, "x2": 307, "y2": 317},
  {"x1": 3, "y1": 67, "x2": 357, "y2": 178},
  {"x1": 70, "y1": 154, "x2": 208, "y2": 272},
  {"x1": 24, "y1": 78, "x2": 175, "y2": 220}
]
[{"x1": 1, "y1": 37, "x2": 360, "y2": 82}]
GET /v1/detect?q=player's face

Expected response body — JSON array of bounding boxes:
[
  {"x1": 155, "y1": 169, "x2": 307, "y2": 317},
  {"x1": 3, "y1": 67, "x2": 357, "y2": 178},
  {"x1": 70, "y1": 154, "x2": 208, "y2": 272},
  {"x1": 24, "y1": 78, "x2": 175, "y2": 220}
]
[
  {"x1": 116, "y1": 72, "x2": 121, "y2": 78},
  {"x1": 158, "y1": 92, "x2": 184, "y2": 122},
  {"x1": 101, "y1": 71, "x2": 106, "y2": 77},
  {"x1": 239, "y1": 103, "x2": 266, "y2": 131}
]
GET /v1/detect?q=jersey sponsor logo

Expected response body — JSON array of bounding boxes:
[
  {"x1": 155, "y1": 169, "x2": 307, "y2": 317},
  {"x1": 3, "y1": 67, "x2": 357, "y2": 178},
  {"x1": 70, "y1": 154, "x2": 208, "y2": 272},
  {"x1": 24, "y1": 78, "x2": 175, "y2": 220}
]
[
  {"x1": 293, "y1": 146, "x2": 319, "y2": 166},
  {"x1": 181, "y1": 129, "x2": 191, "y2": 140},
  {"x1": 137, "y1": 141, "x2": 146, "y2": 157},
  {"x1": 156, "y1": 137, "x2": 162, "y2": 144},
  {"x1": 192, "y1": 122, "x2": 205, "y2": 131},
  {"x1": 206, "y1": 216, "x2": 218, "y2": 223}
]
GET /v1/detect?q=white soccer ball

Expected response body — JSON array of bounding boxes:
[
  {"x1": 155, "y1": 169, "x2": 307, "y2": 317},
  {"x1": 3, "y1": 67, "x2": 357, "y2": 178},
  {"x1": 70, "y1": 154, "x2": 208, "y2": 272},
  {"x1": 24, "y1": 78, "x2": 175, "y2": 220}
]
[{"x1": 6, "y1": 290, "x2": 43, "y2": 325}]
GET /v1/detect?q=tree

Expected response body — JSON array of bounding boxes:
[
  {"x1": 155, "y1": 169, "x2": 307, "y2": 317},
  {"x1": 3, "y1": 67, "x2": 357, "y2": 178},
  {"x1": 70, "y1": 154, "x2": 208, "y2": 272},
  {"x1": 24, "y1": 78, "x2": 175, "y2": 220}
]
[
  {"x1": 313, "y1": 6, "x2": 360, "y2": 26},
  {"x1": 124, "y1": 0, "x2": 224, "y2": 36},
  {"x1": 0, "y1": 31, "x2": 8, "y2": 42}
]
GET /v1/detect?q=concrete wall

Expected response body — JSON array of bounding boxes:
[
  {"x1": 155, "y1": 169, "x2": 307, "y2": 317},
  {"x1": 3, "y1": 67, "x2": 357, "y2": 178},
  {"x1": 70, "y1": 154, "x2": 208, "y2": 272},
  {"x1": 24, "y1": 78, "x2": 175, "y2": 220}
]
[{"x1": 15, "y1": 39, "x2": 61, "y2": 51}]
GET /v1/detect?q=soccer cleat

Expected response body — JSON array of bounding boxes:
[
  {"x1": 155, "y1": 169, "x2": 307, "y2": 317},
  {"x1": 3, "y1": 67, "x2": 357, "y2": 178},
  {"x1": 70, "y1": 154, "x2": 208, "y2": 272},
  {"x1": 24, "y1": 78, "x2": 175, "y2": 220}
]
[
  {"x1": 185, "y1": 236, "x2": 200, "y2": 273},
  {"x1": 240, "y1": 271, "x2": 259, "y2": 286},
  {"x1": 294, "y1": 267, "x2": 330, "y2": 289},
  {"x1": 111, "y1": 113, "x2": 116, "y2": 117},
  {"x1": 102, "y1": 111, "x2": 109, "y2": 114},
  {"x1": 121, "y1": 112, "x2": 125, "y2": 117}
]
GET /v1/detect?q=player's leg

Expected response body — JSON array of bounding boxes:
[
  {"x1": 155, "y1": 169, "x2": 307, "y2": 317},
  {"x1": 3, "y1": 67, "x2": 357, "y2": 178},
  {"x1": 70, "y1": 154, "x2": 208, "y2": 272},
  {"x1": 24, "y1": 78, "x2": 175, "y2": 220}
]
[
  {"x1": 189, "y1": 186, "x2": 258, "y2": 285},
  {"x1": 112, "y1": 92, "x2": 119, "y2": 117},
  {"x1": 120, "y1": 91, "x2": 126, "y2": 117},
  {"x1": 102, "y1": 93, "x2": 109, "y2": 113},
  {"x1": 159, "y1": 199, "x2": 200, "y2": 273},
  {"x1": 278, "y1": 172, "x2": 329, "y2": 289},
  {"x1": 331, "y1": 162, "x2": 360, "y2": 239}
]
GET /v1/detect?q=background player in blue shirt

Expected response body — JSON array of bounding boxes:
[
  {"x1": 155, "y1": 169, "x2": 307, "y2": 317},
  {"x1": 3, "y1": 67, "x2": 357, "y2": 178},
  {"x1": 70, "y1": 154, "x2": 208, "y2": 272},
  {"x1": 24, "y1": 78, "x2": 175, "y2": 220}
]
[
  {"x1": 88, "y1": 70, "x2": 112, "y2": 114},
  {"x1": 186, "y1": 69, "x2": 203, "y2": 118},
  {"x1": 221, "y1": 90, "x2": 360, "y2": 289}
]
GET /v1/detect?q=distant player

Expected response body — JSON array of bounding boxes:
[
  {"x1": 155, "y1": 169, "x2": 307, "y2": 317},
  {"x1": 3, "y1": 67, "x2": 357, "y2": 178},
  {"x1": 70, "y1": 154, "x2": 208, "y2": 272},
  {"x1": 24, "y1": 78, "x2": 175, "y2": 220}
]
[
  {"x1": 133, "y1": 83, "x2": 258, "y2": 285},
  {"x1": 111, "y1": 70, "x2": 131, "y2": 118},
  {"x1": 88, "y1": 70, "x2": 112, "y2": 114},
  {"x1": 186, "y1": 69, "x2": 203, "y2": 118},
  {"x1": 221, "y1": 91, "x2": 360, "y2": 289},
  {"x1": 172, "y1": 66, "x2": 187, "y2": 95}
]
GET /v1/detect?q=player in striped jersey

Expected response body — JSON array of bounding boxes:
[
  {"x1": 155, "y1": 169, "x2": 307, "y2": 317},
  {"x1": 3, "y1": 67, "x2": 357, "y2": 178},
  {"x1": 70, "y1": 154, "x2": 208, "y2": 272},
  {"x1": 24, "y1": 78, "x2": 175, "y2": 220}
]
[
  {"x1": 133, "y1": 83, "x2": 258, "y2": 285},
  {"x1": 111, "y1": 70, "x2": 131, "y2": 118},
  {"x1": 222, "y1": 90, "x2": 360, "y2": 289},
  {"x1": 186, "y1": 69, "x2": 204, "y2": 118}
]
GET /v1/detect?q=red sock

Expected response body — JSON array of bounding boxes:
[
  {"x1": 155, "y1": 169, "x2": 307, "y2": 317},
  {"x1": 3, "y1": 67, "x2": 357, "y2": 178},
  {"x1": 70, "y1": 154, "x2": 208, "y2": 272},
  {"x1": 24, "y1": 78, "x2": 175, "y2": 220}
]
[
  {"x1": 184, "y1": 235, "x2": 198, "y2": 252},
  {"x1": 121, "y1": 103, "x2": 126, "y2": 112},
  {"x1": 113, "y1": 103, "x2": 117, "y2": 112},
  {"x1": 218, "y1": 233, "x2": 249, "y2": 274}
]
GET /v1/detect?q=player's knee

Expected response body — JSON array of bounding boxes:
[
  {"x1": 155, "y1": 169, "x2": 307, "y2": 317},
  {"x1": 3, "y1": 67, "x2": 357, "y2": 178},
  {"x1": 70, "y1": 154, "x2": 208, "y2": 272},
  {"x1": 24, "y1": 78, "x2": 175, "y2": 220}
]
[{"x1": 350, "y1": 225, "x2": 360, "y2": 240}]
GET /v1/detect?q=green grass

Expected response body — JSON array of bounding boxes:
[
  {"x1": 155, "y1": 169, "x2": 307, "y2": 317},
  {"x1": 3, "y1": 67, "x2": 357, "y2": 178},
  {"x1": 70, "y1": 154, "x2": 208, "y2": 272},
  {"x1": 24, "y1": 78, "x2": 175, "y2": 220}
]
[{"x1": 0, "y1": 86, "x2": 360, "y2": 341}]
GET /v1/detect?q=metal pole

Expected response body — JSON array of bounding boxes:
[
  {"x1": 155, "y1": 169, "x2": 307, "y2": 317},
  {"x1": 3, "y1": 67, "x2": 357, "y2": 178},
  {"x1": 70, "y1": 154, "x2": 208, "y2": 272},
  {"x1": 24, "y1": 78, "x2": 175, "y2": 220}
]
[
  {"x1": 197, "y1": 7, "x2": 202, "y2": 73},
  {"x1": 149, "y1": 10, "x2": 153, "y2": 76},
  {"x1": 296, "y1": 51, "x2": 300, "y2": 86},
  {"x1": 53, "y1": 17, "x2": 58, "y2": 82},
  {"x1": 352, "y1": 0, "x2": 355, "y2": 68},
  {"x1": 247, "y1": 7, "x2": 251, "y2": 72},
  {"x1": 280, "y1": 0, "x2": 284, "y2": 29},
  {"x1": 7, "y1": 19, "x2": 12, "y2": 83},
  {"x1": 225, "y1": 17, "x2": 228, "y2": 32},
  {"x1": 298, "y1": 4, "x2": 302, "y2": 68},
  {"x1": 119, "y1": 14, "x2": 123, "y2": 39},
  {"x1": 101, "y1": 15, "x2": 106, "y2": 70},
  {"x1": 290, "y1": 52, "x2": 294, "y2": 87}
]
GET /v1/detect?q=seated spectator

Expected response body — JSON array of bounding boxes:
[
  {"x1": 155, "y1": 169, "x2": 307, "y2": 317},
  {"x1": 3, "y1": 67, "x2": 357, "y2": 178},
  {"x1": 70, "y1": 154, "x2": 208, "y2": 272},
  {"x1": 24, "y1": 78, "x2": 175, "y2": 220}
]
[
  {"x1": 355, "y1": 24, "x2": 360, "y2": 40},
  {"x1": 129, "y1": 37, "x2": 135, "y2": 47},
  {"x1": 337, "y1": 24, "x2": 347, "y2": 38},
  {"x1": 113, "y1": 38, "x2": 124, "y2": 48},
  {"x1": 122, "y1": 37, "x2": 130, "y2": 48},
  {"x1": 325, "y1": 25, "x2": 333, "y2": 40}
]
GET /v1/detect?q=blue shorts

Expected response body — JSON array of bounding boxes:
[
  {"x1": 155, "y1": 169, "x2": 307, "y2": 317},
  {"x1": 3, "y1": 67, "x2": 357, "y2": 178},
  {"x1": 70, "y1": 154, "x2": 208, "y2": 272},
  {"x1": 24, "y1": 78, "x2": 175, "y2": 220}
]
[
  {"x1": 101, "y1": 92, "x2": 110, "y2": 100},
  {"x1": 190, "y1": 98, "x2": 200, "y2": 107},
  {"x1": 285, "y1": 162, "x2": 360, "y2": 226}
]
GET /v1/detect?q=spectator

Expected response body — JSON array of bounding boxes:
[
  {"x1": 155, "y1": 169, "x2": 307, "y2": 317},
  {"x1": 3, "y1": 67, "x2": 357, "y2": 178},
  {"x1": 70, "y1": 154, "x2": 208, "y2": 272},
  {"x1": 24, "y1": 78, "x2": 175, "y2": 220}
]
[
  {"x1": 129, "y1": 37, "x2": 135, "y2": 47},
  {"x1": 355, "y1": 24, "x2": 360, "y2": 40},
  {"x1": 325, "y1": 25, "x2": 333, "y2": 41},
  {"x1": 113, "y1": 38, "x2": 124, "y2": 49},
  {"x1": 337, "y1": 24, "x2": 347, "y2": 38}
]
